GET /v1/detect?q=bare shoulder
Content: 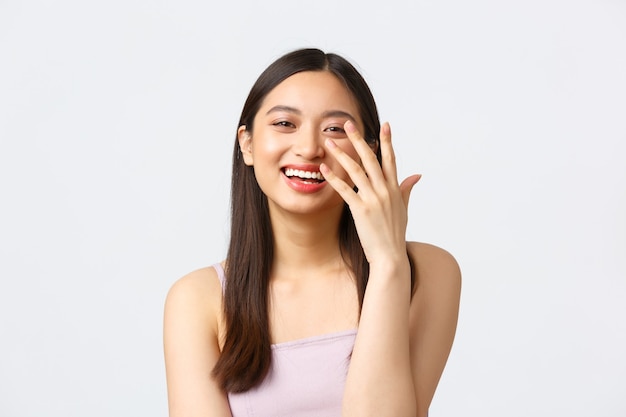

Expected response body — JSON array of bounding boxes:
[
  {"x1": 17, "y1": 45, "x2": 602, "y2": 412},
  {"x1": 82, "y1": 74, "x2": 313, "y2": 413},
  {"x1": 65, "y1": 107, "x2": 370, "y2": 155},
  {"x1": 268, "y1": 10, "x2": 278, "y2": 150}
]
[
  {"x1": 164, "y1": 264, "x2": 232, "y2": 416},
  {"x1": 407, "y1": 241, "x2": 461, "y2": 295},
  {"x1": 164, "y1": 265, "x2": 224, "y2": 337},
  {"x1": 166, "y1": 265, "x2": 223, "y2": 299},
  {"x1": 406, "y1": 242, "x2": 461, "y2": 414}
]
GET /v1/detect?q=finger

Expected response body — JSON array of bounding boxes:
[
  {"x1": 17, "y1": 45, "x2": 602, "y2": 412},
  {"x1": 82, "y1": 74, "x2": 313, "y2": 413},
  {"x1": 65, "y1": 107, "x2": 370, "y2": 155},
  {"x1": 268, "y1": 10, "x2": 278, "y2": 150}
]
[
  {"x1": 379, "y1": 122, "x2": 399, "y2": 186},
  {"x1": 319, "y1": 162, "x2": 360, "y2": 207},
  {"x1": 344, "y1": 120, "x2": 386, "y2": 187},
  {"x1": 324, "y1": 137, "x2": 372, "y2": 194},
  {"x1": 399, "y1": 174, "x2": 421, "y2": 208}
]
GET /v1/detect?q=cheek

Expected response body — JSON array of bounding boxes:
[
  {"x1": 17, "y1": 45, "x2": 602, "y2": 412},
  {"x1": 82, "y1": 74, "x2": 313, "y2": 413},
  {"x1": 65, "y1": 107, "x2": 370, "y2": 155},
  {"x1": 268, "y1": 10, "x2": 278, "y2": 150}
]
[
  {"x1": 251, "y1": 136, "x2": 282, "y2": 161},
  {"x1": 335, "y1": 142, "x2": 362, "y2": 171}
]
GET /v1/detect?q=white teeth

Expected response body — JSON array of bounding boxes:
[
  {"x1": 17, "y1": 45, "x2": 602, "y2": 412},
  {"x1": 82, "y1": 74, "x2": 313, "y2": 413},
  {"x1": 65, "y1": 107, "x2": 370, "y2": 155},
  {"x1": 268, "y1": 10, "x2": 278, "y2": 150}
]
[{"x1": 284, "y1": 168, "x2": 324, "y2": 180}]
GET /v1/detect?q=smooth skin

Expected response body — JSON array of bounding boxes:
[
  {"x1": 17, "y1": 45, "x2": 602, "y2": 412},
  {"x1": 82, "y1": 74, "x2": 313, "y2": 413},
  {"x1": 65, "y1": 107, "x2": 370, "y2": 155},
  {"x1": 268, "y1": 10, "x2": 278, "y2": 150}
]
[{"x1": 164, "y1": 71, "x2": 461, "y2": 417}]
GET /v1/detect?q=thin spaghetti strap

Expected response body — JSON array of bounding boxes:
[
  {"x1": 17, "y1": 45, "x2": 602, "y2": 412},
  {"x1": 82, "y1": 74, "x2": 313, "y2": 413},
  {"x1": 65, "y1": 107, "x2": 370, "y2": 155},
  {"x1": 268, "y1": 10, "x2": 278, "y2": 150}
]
[{"x1": 212, "y1": 263, "x2": 226, "y2": 294}]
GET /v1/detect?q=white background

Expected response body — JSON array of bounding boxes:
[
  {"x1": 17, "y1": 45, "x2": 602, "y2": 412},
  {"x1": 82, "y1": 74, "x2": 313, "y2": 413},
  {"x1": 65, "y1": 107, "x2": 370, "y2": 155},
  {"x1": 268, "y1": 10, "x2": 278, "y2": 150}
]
[{"x1": 1, "y1": 0, "x2": 625, "y2": 416}]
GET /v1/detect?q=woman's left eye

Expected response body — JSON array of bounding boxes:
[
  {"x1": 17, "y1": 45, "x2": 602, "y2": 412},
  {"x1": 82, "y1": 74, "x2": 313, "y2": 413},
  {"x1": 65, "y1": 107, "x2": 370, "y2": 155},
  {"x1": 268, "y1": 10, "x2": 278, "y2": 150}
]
[{"x1": 324, "y1": 126, "x2": 345, "y2": 133}]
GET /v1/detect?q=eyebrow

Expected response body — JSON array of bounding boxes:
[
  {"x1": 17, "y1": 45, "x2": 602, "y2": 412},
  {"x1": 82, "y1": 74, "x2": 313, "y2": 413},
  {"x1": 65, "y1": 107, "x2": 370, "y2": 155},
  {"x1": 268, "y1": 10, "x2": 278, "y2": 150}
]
[
  {"x1": 266, "y1": 105, "x2": 301, "y2": 115},
  {"x1": 322, "y1": 110, "x2": 357, "y2": 123},
  {"x1": 265, "y1": 105, "x2": 357, "y2": 122}
]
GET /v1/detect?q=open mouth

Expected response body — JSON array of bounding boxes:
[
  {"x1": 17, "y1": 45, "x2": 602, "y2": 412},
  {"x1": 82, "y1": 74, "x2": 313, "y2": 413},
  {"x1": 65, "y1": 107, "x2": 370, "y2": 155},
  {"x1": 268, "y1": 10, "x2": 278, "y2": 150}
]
[{"x1": 283, "y1": 168, "x2": 326, "y2": 184}]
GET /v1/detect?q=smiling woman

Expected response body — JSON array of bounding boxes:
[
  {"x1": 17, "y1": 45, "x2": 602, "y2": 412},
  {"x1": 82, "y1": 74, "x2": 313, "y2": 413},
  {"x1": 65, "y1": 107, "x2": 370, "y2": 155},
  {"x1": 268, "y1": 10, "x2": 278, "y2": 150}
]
[
  {"x1": 238, "y1": 71, "x2": 364, "y2": 211},
  {"x1": 163, "y1": 48, "x2": 461, "y2": 417}
]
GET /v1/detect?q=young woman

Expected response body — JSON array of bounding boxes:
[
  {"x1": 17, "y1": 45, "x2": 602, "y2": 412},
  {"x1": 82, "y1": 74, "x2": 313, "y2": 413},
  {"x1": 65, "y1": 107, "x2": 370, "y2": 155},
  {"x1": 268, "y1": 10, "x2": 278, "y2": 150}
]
[{"x1": 164, "y1": 48, "x2": 461, "y2": 417}]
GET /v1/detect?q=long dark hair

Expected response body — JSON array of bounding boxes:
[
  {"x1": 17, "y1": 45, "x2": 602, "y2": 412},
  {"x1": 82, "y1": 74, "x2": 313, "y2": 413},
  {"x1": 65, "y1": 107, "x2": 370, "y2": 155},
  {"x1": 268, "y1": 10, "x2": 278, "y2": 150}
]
[{"x1": 212, "y1": 48, "x2": 385, "y2": 393}]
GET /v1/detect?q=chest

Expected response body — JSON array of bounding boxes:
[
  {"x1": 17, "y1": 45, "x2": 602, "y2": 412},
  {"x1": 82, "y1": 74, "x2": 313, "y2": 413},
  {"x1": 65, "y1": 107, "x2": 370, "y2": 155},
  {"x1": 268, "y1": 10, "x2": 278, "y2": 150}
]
[
  {"x1": 268, "y1": 276, "x2": 359, "y2": 344},
  {"x1": 227, "y1": 330, "x2": 357, "y2": 417}
]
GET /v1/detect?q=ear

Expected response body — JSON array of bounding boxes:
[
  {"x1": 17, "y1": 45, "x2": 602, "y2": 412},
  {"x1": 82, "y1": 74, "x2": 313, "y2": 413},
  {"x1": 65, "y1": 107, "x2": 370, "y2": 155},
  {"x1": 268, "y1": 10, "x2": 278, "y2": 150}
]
[{"x1": 237, "y1": 125, "x2": 254, "y2": 166}]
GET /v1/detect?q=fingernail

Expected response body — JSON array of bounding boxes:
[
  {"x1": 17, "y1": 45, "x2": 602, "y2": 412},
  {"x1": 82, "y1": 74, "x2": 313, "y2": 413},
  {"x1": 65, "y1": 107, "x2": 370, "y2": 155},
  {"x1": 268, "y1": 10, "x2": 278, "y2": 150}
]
[
  {"x1": 325, "y1": 138, "x2": 337, "y2": 148},
  {"x1": 345, "y1": 120, "x2": 356, "y2": 133}
]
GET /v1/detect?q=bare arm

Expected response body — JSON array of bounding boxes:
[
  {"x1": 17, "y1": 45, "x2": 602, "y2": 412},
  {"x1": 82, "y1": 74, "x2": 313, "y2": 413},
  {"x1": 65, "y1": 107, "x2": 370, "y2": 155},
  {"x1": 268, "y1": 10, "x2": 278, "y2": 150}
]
[
  {"x1": 343, "y1": 255, "x2": 416, "y2": 416},
  {"x1": 409, "y1": 242, "x2": 461, "y2": 416},
  {"x1": 342, "y1": 243, "x2": 460, "y2": 417},
  {"x1": 163, "y1": 267, "x2": 232, "y2": 417}
]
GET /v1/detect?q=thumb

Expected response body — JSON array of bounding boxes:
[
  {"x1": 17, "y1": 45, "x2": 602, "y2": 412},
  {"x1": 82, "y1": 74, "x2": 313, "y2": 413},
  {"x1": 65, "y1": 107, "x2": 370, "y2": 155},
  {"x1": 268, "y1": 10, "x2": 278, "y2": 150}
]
[{"x1": 399, "y1": 174, "x2": 422, "y2": 208}]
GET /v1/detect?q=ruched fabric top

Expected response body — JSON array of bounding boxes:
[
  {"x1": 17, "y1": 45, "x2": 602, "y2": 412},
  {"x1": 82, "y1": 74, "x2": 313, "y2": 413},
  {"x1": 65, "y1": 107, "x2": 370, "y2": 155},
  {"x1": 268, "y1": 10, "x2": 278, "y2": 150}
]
[{"x1": 213, "y1": 263, "x2": 357, "y2": 417}]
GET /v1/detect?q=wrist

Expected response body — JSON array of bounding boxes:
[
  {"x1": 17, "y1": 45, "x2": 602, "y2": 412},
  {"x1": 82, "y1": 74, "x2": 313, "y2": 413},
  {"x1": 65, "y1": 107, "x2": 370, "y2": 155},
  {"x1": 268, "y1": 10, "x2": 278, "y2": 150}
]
[{"x1": 368, "y1": 255, "x2": 411, "y2": 282}]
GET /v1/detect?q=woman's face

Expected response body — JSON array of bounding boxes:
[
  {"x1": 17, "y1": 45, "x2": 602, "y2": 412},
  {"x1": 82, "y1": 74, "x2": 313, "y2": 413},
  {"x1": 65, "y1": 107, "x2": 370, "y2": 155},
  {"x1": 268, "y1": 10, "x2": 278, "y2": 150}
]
[{"x1": 239, "y1": 70, "x2": 365, "y2": 217}]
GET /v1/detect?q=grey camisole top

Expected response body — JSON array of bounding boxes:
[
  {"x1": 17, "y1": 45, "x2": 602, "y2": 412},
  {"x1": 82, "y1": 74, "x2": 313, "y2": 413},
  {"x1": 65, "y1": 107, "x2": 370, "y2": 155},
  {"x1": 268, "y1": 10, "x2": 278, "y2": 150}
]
[{"x1": 213, "y1": 263, "x2": 357, "y2": 417}]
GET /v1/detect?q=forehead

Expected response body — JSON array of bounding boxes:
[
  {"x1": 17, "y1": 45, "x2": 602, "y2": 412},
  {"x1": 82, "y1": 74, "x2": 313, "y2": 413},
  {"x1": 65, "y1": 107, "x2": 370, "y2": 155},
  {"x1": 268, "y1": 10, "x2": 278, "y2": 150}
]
[{"x1": 258, "y1": 71, "x2": 360, "y2": 116}]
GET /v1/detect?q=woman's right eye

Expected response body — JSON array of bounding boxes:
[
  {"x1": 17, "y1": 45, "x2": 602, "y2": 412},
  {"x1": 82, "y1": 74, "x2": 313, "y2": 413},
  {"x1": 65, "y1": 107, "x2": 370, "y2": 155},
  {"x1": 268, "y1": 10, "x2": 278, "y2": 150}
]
[{"x1": 273, "y1": 121, "x2": 295, "y2": 128}]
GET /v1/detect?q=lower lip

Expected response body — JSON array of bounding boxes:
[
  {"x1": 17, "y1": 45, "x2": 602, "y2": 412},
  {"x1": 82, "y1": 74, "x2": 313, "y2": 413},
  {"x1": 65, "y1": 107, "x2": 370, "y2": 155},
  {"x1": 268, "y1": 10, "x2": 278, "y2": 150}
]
[{"x1": 282, "y1": 172, "x2": 327, "y2": 193}]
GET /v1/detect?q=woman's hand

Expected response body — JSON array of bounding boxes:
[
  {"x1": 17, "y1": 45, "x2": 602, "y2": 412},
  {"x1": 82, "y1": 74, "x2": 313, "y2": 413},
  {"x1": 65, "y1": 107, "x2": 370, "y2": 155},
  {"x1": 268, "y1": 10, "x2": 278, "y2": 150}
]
[
  {"x1": 325, "y1": 121, "x2": 424, "y2": 416},
  {"x1": 320, "y1": 121, "x2": 421, "y2": 266},
  {"x1": 322, "y1": 121, "x2": 460, "y2": 417}
]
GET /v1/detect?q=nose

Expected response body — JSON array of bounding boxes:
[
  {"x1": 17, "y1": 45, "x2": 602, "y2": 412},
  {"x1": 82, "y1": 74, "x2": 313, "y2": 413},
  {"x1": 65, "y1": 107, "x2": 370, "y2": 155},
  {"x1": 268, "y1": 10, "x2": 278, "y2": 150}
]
[{"x1": 292, "y1": 127, "x2": 324, "y2": 160}]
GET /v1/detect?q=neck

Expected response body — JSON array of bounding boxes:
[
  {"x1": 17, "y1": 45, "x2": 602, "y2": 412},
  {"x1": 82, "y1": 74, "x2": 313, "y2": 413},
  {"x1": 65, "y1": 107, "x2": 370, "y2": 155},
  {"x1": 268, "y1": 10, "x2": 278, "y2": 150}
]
[{"x1": 269, "y1": 204, "x2": 346, "y2": 277}]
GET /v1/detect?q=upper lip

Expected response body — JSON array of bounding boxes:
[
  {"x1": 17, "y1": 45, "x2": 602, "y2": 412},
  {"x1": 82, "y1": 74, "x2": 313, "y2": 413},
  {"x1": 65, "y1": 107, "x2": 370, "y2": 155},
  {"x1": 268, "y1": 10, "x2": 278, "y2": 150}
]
[{"x1": 282, "y1": 164, "x2": 322, "y2": 173}]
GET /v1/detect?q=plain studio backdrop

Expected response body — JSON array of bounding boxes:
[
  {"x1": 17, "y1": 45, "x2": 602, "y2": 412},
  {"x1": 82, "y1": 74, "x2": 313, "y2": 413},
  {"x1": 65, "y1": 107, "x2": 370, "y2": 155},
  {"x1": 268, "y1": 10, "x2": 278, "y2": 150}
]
[{"x1": 1, "y1": 0, "x2": 625, "y2": 416}]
